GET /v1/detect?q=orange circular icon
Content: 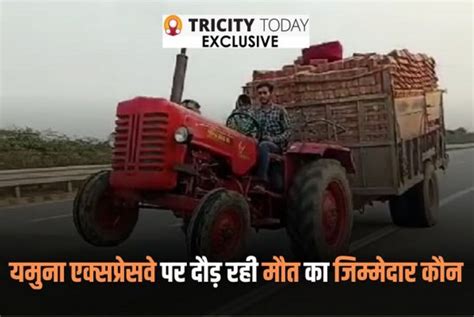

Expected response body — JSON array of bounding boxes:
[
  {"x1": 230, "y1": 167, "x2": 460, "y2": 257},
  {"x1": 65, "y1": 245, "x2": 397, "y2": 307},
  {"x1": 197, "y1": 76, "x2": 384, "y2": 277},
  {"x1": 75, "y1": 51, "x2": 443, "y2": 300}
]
[{"x1": 164, "y1": 15, "x2": 183, "y2": 36}]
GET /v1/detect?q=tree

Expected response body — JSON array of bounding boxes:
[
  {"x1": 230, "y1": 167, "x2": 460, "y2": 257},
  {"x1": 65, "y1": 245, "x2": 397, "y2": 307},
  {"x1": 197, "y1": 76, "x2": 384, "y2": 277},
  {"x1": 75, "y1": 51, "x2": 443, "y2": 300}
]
[{"x1": 455, "y1": 127, "x2": 467, "y2": 134}]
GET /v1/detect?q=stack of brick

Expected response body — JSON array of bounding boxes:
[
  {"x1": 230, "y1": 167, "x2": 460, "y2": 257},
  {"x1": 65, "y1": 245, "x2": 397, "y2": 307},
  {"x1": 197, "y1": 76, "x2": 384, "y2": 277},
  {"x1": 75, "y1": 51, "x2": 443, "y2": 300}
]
[
  {"x1": 386, "y1": 49, "x2": 438, "y2": 98},
  {"x1": 243, "y1": 48, "x2": 438, "y2": 105}
]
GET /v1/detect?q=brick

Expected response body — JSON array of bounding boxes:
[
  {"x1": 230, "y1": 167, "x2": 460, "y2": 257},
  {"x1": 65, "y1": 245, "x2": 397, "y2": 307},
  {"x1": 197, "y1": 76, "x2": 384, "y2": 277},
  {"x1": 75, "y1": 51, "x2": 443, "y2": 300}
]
[
  {"x1": 313, "y1": 83, "x2": 322, "y2": 91},
  {"x1": 359, "y1": 75, "x2": 376, "y2": 86},
  {"x1": 330, "y1": 60, "x2": 344, "y2": 70},
  {"x1": 343, "y1": 58, "x2": 356, "y2": 69},
  {"x1": 315, "y1": 91, "x2": 324, "y2": 99},
  {"x1": 249, "y1": 48, "x2": 438, "y2": 106},
  {"x1": 274, "y1": 70, "x2": 284, "y2": 78},
  {"x1": 253, "y1": 70, "x2": 275, "y2": 81},
  {"x1": 296, "y1": 65, "x2": 315, "y2": 73},
  {"x1": 302, "y1": 83, "x2": 312, "y2": 91},
  {"x1": 349, "y1": 87, "x2": 359, "y2": 96},
  {"x1": 318, "y1": 63, "x2": 329, "y2": 73},
  {"x1": 328, "y1": 81, "x2": 338, "y2": 90},
  {"x1": 294, "y1": 85, "x2": 304, "y2": 93},
  {"x1": 374, "y1": 84, "x2": 383, "y2": 93},
  {"x1": 355, "y1": 68, "x2": 369, "y2": 76},
  {"x1": 294, "y1": 71, "x2": 314, "y2": 81},
  {"x1": 321, "y1": 71, "x2": 334, "y2": 81},
  {"x1": 367, "y1": 58, "x2": 377, "y2": 69},
  {"x1": 310, "y1": 65, "x2": 322, "y2": 73},
  {"x1": 282, "y1": 65, "x2": 295, "y2": 76},
  {"x1": 309, "y1": 59, "x2": 328, "y2": 66},
  {"x1": 374, "y1": 72, "x2": 382, "y2": 84},
  {"x1": 356, "y1": 58, "x2": 369, "y2": 68}
]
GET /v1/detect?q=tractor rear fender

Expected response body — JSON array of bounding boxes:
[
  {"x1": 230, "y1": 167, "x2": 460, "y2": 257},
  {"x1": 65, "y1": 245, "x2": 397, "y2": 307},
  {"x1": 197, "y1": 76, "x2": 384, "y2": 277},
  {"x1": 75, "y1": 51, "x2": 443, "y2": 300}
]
[{"x1": 285, "y1": 142, "x2": 355, "y2": 173}]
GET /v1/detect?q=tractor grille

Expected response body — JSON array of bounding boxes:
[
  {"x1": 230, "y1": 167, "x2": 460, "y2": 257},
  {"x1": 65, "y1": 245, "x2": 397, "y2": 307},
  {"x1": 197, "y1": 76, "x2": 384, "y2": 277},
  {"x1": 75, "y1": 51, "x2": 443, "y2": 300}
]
[{"x1": 112, "y1": 112, "x2": 169, "y2": 171}]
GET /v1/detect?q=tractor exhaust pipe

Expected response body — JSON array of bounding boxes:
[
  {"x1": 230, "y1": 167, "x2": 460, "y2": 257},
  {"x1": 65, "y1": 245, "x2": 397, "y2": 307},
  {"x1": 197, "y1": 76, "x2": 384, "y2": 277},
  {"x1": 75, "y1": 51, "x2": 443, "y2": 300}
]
[{"x1": 170, "y1": 48, "x2": 188, "y2": 103}]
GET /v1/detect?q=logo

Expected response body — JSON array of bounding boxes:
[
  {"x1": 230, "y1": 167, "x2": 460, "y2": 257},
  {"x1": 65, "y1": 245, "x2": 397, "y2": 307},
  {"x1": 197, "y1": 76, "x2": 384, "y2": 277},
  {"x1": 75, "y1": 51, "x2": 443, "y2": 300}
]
[
  {"x1": 207, "y1": 128, "x2": 232, "y2": 145},
  {"x1": 164, "y1": 15, "x2": 183, "y2": 36},
  {"x1": 162, "y1": 15, "x2": 309, "y2": 49},
  {"x1": 238, "y1": 141, "x2": 249, "y2": 160}
]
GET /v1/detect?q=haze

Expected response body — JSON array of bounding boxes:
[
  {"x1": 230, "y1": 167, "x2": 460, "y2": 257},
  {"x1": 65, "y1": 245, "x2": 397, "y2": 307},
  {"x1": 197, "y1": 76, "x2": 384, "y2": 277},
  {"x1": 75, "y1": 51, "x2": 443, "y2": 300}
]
[{"x1": 1, "y1": 0, "x2": 472, "y2": 138}]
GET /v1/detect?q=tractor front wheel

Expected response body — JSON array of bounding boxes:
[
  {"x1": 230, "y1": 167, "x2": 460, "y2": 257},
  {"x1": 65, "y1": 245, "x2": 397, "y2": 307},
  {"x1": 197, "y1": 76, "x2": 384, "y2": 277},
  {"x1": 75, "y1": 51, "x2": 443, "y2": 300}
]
[
  {"x1": 286, "y1": 159, "x2": 353, "y2": 261},
  {"x1": 73, "y1": 171, "x2": 138, "y2": 246},
  {"x1": 186, "y1": 189, "x2": 250, "y2": 261}
]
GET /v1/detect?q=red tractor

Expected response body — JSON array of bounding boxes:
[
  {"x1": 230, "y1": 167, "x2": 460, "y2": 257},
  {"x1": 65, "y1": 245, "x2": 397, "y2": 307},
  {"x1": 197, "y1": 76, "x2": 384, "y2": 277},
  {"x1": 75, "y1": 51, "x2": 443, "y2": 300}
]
[{"x1": 73, "y1": 50, "x2": 355, "y2": 261}]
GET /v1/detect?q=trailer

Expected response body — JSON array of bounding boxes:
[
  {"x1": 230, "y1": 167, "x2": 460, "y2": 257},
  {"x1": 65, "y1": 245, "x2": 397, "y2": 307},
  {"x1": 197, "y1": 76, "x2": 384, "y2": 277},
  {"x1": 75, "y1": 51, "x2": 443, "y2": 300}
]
[{"x1": 244, "y1": 48, "x2": 448, "y2": 226}]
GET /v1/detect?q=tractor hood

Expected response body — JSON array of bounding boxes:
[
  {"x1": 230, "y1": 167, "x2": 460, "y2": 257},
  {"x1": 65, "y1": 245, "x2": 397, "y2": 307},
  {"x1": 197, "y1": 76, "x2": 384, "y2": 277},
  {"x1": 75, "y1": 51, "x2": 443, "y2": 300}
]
[
  {"x1": 180, "y1": 105, "x2": 258, "y2": 176},
  {"x1": 110, "y1": 97, "x2": 257, "y2": 190}
]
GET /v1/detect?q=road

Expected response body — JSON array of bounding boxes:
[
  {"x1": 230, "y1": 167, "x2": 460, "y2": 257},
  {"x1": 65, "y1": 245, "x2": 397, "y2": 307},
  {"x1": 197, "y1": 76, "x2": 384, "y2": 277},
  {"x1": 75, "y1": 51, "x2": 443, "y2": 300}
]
[{"x1": 0, "y1": 148, "x2": 472, "y2": 314}]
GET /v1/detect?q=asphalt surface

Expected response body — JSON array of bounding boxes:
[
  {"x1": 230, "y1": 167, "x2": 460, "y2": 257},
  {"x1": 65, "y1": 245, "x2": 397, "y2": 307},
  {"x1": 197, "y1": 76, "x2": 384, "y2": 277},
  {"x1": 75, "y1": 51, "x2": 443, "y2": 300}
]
[{"x1": 0, "y1": 148, "x2": 472, "y2": 314}]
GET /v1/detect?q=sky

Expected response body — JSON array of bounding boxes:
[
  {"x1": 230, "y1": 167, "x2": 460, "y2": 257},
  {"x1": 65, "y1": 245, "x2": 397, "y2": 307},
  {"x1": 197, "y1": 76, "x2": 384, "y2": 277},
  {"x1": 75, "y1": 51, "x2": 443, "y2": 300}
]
[{"x1": 1, "y1": 0, "x2": 473, "y2": 138}]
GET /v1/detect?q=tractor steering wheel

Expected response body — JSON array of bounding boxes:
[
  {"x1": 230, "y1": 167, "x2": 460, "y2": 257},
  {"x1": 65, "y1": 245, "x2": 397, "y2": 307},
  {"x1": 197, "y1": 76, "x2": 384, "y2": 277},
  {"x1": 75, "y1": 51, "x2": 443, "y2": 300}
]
[{"x1": 226, "y1": 112, "x2": 263, "y2": 140}]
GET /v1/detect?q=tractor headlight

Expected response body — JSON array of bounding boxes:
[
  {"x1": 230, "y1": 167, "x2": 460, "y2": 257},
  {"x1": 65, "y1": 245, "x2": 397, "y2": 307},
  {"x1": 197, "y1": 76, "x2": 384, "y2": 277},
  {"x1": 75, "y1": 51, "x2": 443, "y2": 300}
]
[{"x1": 174, "y1": 127, "x2": 190, "y2": 143}]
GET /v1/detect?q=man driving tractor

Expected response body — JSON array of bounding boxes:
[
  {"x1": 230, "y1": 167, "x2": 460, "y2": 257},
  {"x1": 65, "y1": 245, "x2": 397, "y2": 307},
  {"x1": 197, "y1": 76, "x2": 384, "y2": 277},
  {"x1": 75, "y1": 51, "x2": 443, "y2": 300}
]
[
  {"x1": 227, "y1": 84, "x2": 291, "y2": 184},
  {"x1": 253, "y1": 82, "x2": 291, "y2": 183}
]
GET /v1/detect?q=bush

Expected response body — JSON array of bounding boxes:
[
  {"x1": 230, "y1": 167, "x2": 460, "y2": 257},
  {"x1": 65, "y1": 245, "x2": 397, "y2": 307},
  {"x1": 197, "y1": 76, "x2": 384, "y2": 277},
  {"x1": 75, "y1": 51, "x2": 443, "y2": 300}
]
[
  {"x1": 0, "y1": 128, "x2": 111, "y2": 170},
  {"x1": 446, "y1": 127, "x2": 474, "y2": 145}
]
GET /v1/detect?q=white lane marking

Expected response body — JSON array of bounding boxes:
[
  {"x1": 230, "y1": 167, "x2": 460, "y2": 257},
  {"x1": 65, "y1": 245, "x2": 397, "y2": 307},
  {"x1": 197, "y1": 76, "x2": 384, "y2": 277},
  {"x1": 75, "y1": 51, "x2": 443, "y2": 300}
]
[
  {"x1": 349, "y1": 226, "x2": 398, "y2": 252},
  {"x1": 29, "y1": 214, "x2": 71, "y2": 223},
  {"x1": 206, "y1": 186, "x2": 474, "y2": 316},
  {"x1": 0, "y1": 199, "x2": 73, "y2": 212},
  {"x1": 439, "y1": 186, "x2": 474, "y2": 206},
  {"x1": 349, "y1": 185, "x2": 474, "y2": 252}
]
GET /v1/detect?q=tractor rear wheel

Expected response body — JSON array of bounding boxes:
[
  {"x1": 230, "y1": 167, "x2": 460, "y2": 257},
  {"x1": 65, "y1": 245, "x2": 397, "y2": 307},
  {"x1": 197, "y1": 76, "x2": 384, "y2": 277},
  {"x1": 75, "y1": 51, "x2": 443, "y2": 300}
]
[
  {"x1": 73, "y1": 171, "x2": 138, "y2": 246},
  {"x1": 186, "y1": 188, "x2": 250, "y2": 261},
  {"x1": 389, "y1": 161, "x2": 439, "y2": 227},
  {"x1": 286, "y1": 159, "x2": 353, "y2": 261}
]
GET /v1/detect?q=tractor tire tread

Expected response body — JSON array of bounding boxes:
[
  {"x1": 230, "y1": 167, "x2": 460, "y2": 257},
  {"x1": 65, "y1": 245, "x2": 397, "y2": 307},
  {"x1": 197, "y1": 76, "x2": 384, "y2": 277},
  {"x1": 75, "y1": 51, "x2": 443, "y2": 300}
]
[{"x1": 286, "y1": 159, "x2": 353, "y2": 261}]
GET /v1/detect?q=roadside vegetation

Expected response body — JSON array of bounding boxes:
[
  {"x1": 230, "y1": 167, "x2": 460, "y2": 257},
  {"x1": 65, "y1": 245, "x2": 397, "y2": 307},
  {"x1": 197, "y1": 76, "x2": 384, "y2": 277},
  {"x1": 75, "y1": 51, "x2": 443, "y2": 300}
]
[
  {"x1": 446, "y1": 127, "x2": 474, "y2": 145},
  {"x1": 0, "y1": 126, "x2": 472, "y2": 170},
  {"x1": 0, "y1": 128, "x2": 111, "y2": 170}
]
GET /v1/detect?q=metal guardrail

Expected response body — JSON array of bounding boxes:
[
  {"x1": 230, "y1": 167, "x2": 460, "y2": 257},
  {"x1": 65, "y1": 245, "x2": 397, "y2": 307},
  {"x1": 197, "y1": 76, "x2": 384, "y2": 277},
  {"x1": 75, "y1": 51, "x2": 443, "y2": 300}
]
[
  {"x1": 0, "y1": 144, "x2": 472, "y2": 201},
  {"x1": 0, "y1": 165, "x2": 110, "y2": 198},
  {"x1": 446, "y1": 143, "x2": 474, "y2": 151}
]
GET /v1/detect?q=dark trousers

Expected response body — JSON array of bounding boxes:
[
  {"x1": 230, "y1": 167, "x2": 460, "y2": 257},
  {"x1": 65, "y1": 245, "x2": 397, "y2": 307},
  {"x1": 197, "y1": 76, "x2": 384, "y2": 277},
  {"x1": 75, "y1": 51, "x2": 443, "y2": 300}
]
[{"x1": 257, "y1": 141, "x2": 281, "y2": 182}]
